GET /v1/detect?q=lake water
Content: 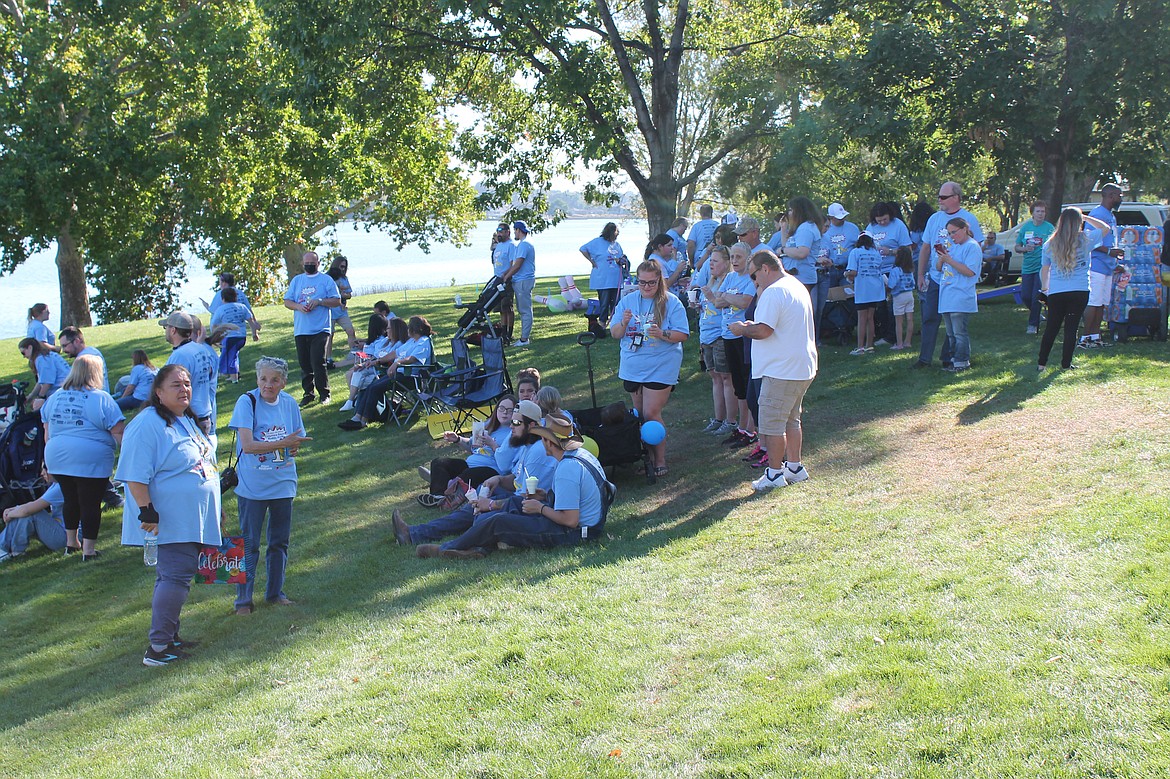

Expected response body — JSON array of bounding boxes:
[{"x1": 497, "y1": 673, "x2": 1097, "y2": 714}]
[{"x1": 0, "y1": 218, "x2": 648, "y2": 339}]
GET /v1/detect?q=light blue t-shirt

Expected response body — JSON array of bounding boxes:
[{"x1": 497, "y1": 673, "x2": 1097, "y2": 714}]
[
  {"x1": 210, "y1": 302, "x2": 254, "y2": 339},
  {"x1": 784, "y1": 221, "x2": 822, "y2": 285},
  {"x1": 35, "y1": 353, "x2": 70, "y2": 393},
  {"x1": 466, "y1": 425, "x2": 512, "y2": 471},
  {"x1": 581, "y1": 236, "x2": 625, "y2": 290},
  {"x1": 865, "y1": 220, "x2": 912, "y2": 271},
  {"x1": 395, "y1": 336, "x2": 433, "y2": 370},
  {"x1": 127, "y1": 364, "x2": 158, "y2": 401},
  {"x1": 166, "y1": 341, "x2": 217, "y2": 419},
  {"x1": 886, "y1": 267, "x2": 917, "y2": 295},
  {"x1": 938, "y1": 240, "x2": 982, "y2": 314},
  {"x1": 1043, "y1": 228, "x2": 1102, "y2": 295},
  {"x1": 923, "y1": 209, "x2": 984, "y2": 284},
  {"x1": 553, "y1": 450, "x2": 604, "y2": 528},
  {"x1": 494, "y1": 439, "x2": 556, "y2": 493},
  {"x1": 1088, "y1": 205, "x2": 1119, "y2": 274},
  {"x1": 667, "y1": 229, "x2": 687, "y2": 261},
  {"x1": 492, "y1": 241, "x2": 514, "y2": 278},
  {"x1": 719, "y1": 271, "x2": 756, "y2": 339},
  {"x1": 230, "y1": 390, "x2": 305, "y2": 501},
  {"x1": 27, "y1": 320, "x2": 55, "y2": 345},
  {"x1": 687, "y1": 219, "x2": 719, "y2": 261},
  {"x1": 766, "y1": 231, "x2": 785, "y2": 252},
  {"x1": 846, "y1": 247, "x2": 886, "y2": 305},
  {"x1": 41, "y1": 389, "x2": 123, "y2": 478},
  {"x1": 116, "y1": 408, "x2": 221, "y2": 547},
  {"x1": 696, "y1": 267, "x2": 724, "y2": 346},
  {"x1": 77, "y1": 346, "x2": 109, "y2": 392},
  {"x1": 610, "y1": 291, "x2": 689, "y2": 385},
  {"x1": 328, "y1": 275, "x2": 353, "y2": 317},
  {"x1": 822, "y1": 222, "x2": 861, "y2": 267},
  {"x1": 209, "y1": 288, "x2": 250, "y2": 313},
  {"x1": 284, "y1": 272, "x2": 341, "y2": 336},
  {"x1": 511, "y1": 240, "x2": 536, "y2": 281}
]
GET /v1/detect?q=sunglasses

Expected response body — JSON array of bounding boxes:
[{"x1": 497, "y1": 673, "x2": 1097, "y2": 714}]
[
  {"x1": 938, "y1": 193, "x2": 957, "y2": 201},
  {"x1": 511, "y1": 419, "x2": 531, "y2": 427},
  {"x1": 750, "y1": 272, "x2": 757, "y2": 281}
]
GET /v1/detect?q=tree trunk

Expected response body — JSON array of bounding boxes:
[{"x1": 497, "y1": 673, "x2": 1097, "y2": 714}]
[
  {"x1": 1037, "y1": 137, "x2": 1069, "y2": 218},
  {"x1": 56, "y1": 224, "x2": 92, "y2": 328},
  {"x1": 283, "y1": 244, "x2": 307, "y2": 281}
]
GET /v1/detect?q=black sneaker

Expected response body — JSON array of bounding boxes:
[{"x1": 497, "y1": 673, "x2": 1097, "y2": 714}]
[
  {"x1": 171, "y1": 636, "x2": 200, "y2": 650},
  {"x1": 82, "y1": 550, "x2": 103, "y2": 562},
  {"x1": 143, "y1": 646, "x2": 189, "y2": 667},
  {"x1": 299, "y1": 395, "x2": 316, "y2": 408}
]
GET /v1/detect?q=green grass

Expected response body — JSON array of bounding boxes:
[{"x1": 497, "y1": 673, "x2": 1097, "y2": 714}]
[{"x1": 2, "y1": 282, "x2": 1170, "y2": 777}]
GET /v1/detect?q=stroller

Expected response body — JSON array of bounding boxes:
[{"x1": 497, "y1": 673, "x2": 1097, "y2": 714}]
[
  {"x1": 0, "y1": 411, "x2": 47, "y2": 511},
  {"x1": 0, "y1": 380, "x2": 27, "y2": 434},
  {"x1": 453, "y1": 275, "x2": 510, "y2": 340},
  {"x1": 569, "y1": 332, "x2": 656, "y2": 484}
]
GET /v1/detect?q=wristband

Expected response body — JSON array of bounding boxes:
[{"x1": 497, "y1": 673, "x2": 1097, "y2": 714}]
[{"x1": 138, "y1": 503, "x2": 161, "y2": 525}]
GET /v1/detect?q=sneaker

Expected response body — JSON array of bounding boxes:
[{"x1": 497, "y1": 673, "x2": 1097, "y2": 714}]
[
  {"x1": 82, "y1": 550, "x2": 103, "y2": 562},
  {"x1": 339, "y1": 399, "x2": 354, "y2": 412},
  {"x1": 299, "y1": 395, "x2": 316, "y2": 408},
  {"x1": 701, "y1": 419, "x2": 723, "y2": 433},
  {"x1": 849, "y1": 347, "x2": 867, "y2": 356},
  {"x1": 721, "y1": 429, "x2": 748, "y2": 446},
  {"x1": 742, "y1": 445, "x2": 766, "y2": 463},
  {"x1": 143, "y1": 646, "x2": 189, "y2": 667},
  {"x1": 1081, "y1": 339, "x2": 1100, "y2": 349},
  {"x1": 319, "y1": 394, "x2": 332, "y2": 405},
  {"x1": 863, "y1": 347, "x2": 875, "y2": 353},
  {"x1": 783, "y1": 464, "x2": 810, "y2": 484},
  {"x1": 910, "y1": 361, "x2": 930, "y2": 370},
  {"x1": 417, "y1": 465, "x2": 431, "y2": 482},
  {"x1": 512, "y1": 339, "x2": 531, "y2": 348},
  {"x1": 749, "y1": 454, "x2": 770, "y2": 469},
  {"x1": 1025, "y1": 325, "x2": 1038, "y2": 334},
  {"x1": 338, "y1": 419, "x2": 366, "y2": 431},
  {"x1": 710, "y1": 421, "x2": 737, "y2": 437},
  {"x1": 170, "y1": 636, "x2": 200, "y2": 650},
  {"x1": 889, "y1": 344, "x2": 904, "y2": 351},
  {"x1": 416, "y1": 493, "x2": 443, "y2": 508},
  {"x1": 874, "y1": 338, "x2": 890, "y2": 346},
  {"x1": 63, "y1": 545, "x2": 82, "y2": 557},
  {"x1": 751, "y1": 470, "x2": 789, "y2": 492}
]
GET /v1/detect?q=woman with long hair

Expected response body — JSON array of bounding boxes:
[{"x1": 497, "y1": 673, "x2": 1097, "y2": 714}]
[
  {"x1": 18, "y1": 337, "x2": 70, "y2": 411},
  {"x1": 324, "y1": 255, "x2": 359, "y2": 366},
  {"x1": 26, "y1": 304, "x2": 58, "y2": 351},
  {"x1": 610, "y1": 260, "x2": 690, "y2": 476},
  {"x1": 697, "y1": 245, "x2": 733, "y2": 433},
  {"x1": 779, "y1": 197, "x2": 825, "y2": 339},
  {"x1": 1037, "y1": 208, "x2": 1113, "y2": 372},
  {"x1": 116, "y1": 364, "x2": 221, "y2": 666},
  {"x1": 117, "y1": 350, "x2": 158, "y2": 410},
  {"x1": 416, "y1": 395, "x2": 517, "y2": 506},
  {"x1": 41, "y1": 355, "x2": 125, "y2": 559},
  {"x1": 339, "y1": 315, "x2": 434, "y2": 430}
]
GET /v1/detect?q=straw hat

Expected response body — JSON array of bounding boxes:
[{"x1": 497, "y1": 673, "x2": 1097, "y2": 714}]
[{"x1": 529, "y1": 411, "x2": 582, "y2": 450}]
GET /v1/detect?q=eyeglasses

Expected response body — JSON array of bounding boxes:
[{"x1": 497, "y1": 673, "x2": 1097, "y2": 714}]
[
  {"x1": 938, "y1": 193, "x2": 957, "y2": 201},
  {"x1": 750, "y1": 272, "x2": 758, "y2": 281},
  {"x1": 59, "y1": 339, "x2": 74, "y2": 347},
  {"x1": 637, "y1": 279, "x2": 659, "y2": 287},
  {"x1": 498, "y1": 406, "x2": 515, "y2": 414}
]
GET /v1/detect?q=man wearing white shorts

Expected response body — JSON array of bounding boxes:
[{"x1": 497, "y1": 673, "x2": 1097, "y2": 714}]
[
  {"x1": 1081, "y1": 184, "x2": 1125, "y2": 348},
  {"x1": 729, "y1": 251, "x2": 818, "y2": 492}
]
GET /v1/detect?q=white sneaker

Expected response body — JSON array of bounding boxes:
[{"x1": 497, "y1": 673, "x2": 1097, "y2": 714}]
[
  {"x1": 1025, "y1": 325, "x2": 1038, "y2": 334},
  {"x1": 701, "y1": 419, "x2": 723, "y2": 433},
  {"x1": 710, "y1": 421, "x2": 737, "y2": 436},
  {"x1": 875, "y1": 338, "x2": 890, "y2": 346},
  {"x1": 339, "y1": 400, "x2": 354, "y2": 412},
  {"x1": 783, "y1": 464, "x2": 810, "y2": 484},
  {"x1": 849, "y1": 348, "x2": 867, "y2": 356},
  {"x1": 751, "y1": 470, "x2": 789, "y2": 492},
  {"x1": 513, "y1": 339, "x2": 531, "y2": 348}
]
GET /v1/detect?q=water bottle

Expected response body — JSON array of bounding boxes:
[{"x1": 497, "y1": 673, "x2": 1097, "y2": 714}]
[{"x1": 143, "y1": 532, "x2": 158, "y2": 566}]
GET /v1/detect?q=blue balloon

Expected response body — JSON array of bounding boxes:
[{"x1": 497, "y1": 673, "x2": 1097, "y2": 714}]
[{"x1": 640, "y1": 420, "x2": 666, "y2": 445}]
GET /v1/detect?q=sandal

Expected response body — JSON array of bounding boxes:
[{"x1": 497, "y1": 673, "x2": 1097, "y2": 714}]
[
  {"x1": 416, "y1": 493, "x2": 443, "y2": 508},
  {"x1": 654, "y1": 466, "x2": 669, "y2": 477},
  {"x1": 234, "y1": 605, "x2": 253, "y2": 616}
]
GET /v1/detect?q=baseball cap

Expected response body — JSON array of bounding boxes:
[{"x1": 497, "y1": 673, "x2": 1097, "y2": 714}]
[
  {"x1": 159, "y1": 311, "x2": 198, "y2": 330},
  {"x1": 512, "y1": 220, "x2": 530, "y2": 235},
  {"x1": 827, "y1": 203, "x2": 849, "y2": 219}
]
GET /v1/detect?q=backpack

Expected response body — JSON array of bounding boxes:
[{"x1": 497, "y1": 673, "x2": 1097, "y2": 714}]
[{"x1": 565, "y1": 450, "x2": 617, "y2": 525}]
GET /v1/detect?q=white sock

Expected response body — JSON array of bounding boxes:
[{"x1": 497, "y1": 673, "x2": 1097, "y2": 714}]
[
  {"x1": 787, "y1": 461, "x2": 803, "y2": 473},
  {"x1": 766, "y1": 467, "x2": 784, "y2": 479}
]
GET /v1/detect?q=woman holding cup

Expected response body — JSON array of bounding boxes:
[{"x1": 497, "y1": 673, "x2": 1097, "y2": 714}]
[{"x1": 416, "y1": 396, "x2": 517, "y2": 506}]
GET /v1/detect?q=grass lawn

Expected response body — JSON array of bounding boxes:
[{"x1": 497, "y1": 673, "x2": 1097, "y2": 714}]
[{"x1": 1, "y1": 281, "x2": 1169, "y2": 778}]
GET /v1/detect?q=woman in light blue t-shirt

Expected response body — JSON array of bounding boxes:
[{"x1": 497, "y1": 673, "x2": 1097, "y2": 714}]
[
  {"x1": 609, "y1": 260, "x2": 690, "y2": 477},
  {"x1": 579, "y1": 222, "x2": 626, "y2": 325},
  {"x1": 117, "y1": 350, "x2": 158, "y2": 411},
  {"x1": 1037, "y1": 208, "x2": 1112, "y2": 372},
  {"x1": 19, "y1": 338, "x2": 69, "y2": 411}
]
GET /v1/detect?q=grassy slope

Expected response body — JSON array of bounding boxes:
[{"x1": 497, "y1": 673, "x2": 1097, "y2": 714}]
[{"x1": 1, "y1": 282, "x2": 1168, "y2": 778}]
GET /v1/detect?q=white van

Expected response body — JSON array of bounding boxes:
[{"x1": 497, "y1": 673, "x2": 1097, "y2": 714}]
[{"x1": 992, "y1": 202, "x2": 1168, "y2": 284}]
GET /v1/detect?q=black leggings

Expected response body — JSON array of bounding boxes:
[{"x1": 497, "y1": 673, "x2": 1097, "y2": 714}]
[
  {"x1": 722, "y1": 337, "x2": 748, "y2": 400},
  {"x1": 428, "y1": 458, "x2": 498, "y2": 495},
  {"x1": 53, "y1": 474, "x2": 108, "y2": 540},
  {"x1": 1038, "y1": 290, "x2": 1089, "y2": 368}
]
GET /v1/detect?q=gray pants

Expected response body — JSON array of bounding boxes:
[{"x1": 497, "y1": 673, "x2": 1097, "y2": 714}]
[
  {"x1": 513, "y1": 278, "x2": 535, "y2": 340},
  {"x1": 149, "y1": 542, "x2": 200, "y2": 650}
]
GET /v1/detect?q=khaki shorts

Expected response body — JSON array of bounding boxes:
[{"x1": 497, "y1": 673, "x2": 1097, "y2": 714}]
[
  {"x1": 757, "y1": 377, "x2": 813, "y2": 436},
  {"x1": 892, "y1": 290, "x2": 915, "y2": 315}
]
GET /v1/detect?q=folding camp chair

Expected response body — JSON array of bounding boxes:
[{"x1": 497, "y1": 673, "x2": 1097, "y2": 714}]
[
  {"x1": 420, "y1": 335, "x2": 512, "y2": 434},
  {"x1": 383, "y1": 341, "x2": 437, "y2": 429}
]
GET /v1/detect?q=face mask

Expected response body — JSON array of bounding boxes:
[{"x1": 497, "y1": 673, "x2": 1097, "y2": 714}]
[{"x1": 304, "y1": 264, "x2": 318, "y2": 274}]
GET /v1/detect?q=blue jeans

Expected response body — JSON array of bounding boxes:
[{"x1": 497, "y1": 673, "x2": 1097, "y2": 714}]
[
  {"x1": 512, "y1": 278, "x2": 535, "y2": 340},
  {"x1": 408, "y1": 491, "x2": 522, "y2": 544},
  {"x1": 0, "y1": 511, "x2": 66, "y2": 558},
  {"x1": 219, "y1": 336, "x2": 246, "y2": 376},
  {"x1": 150, "y1": 542, "x2": 200, "y2": 649},
  {"x1": 596, "y1": 288, "x2": 619, "y2": 326},
  {"x1": 235, "y1": 495, "x2": 293, "y2": 608},
  {"x1": 917, "y1": 280, "x2": 953, "y2": 366},
  {"x1": 942, "y1": 312, "x2": 971, "y2": 367},
  {"x1": 812, "y1": 275, "x2": 830, "y2": 343},
  {"x1": 116, "y1": 395, "x2": 144, "y2": 411},
  {"x1": 439, "y1": 511, "x2": 599, "y2": 554},
  {"x1": 1020, "y1": 272, "x2": 1042, "y2": 328}
]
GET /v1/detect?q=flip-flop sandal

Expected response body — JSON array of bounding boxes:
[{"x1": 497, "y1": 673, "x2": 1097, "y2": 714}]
[{"x1": 654, "y1": 466, "x2": 669, "y2": 477}]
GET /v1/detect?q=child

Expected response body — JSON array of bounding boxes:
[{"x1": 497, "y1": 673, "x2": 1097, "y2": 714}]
[
  {"x1": 886, "y1": 246, "x2": 917, "y2": 350},
  {"x1": 936, "y1": 217, "x2": 981, "y2": 372},
  {"x1": 845, "y1": 233, "x2": 885, "y2": 355}
]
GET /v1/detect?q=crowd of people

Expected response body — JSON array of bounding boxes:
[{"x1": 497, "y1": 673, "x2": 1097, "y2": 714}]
[{"x1": 4, "y1": 179, "x2": 1159, "y2": 667}]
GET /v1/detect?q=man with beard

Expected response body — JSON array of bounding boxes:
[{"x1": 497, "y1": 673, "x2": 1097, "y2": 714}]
[{"x1": 391, "y1": 400, "x2": 555, "y2": 547}]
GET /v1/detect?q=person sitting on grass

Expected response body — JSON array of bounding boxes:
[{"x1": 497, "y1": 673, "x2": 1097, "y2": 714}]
[
  {"x1": 515, "y1": 368, "x2": 540, "y2": 402},
  {"x1": 392, "y1": 399, "x2": 554, "y2": 547},
  {"x1": 416, "y1": 395, "x2": 517, "y2": 507},
  {"x1": 412, "y1": 411, "x2": 611, "y2": 560},
  {"x1": 338, "y1": 315, "x2": 433, "y2": 431},
  {"x1": 0, "y1": 469, "x2": 66, "y2": 563}
]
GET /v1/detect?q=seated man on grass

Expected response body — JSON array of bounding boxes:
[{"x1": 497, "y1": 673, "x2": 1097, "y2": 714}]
[
  {"x1": 412, "y1": 411, "x2": 611, "y2": 560},
  {"x1": 1, "y1": 470, "x2": 66, "y2": 562},
  {"x1": 392, "y1": 400, "x2": 554, "y2": 547}
]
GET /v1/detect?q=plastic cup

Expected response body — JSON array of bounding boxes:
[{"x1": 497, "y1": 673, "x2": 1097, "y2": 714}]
[{"x1": 525, "y1": 476, "x2": 539, "y2": 496}]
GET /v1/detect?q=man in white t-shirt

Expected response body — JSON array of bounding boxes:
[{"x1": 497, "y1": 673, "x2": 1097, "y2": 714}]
[{"x1": 729, "y1": 251, "x2": 818, "y2": 492}]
